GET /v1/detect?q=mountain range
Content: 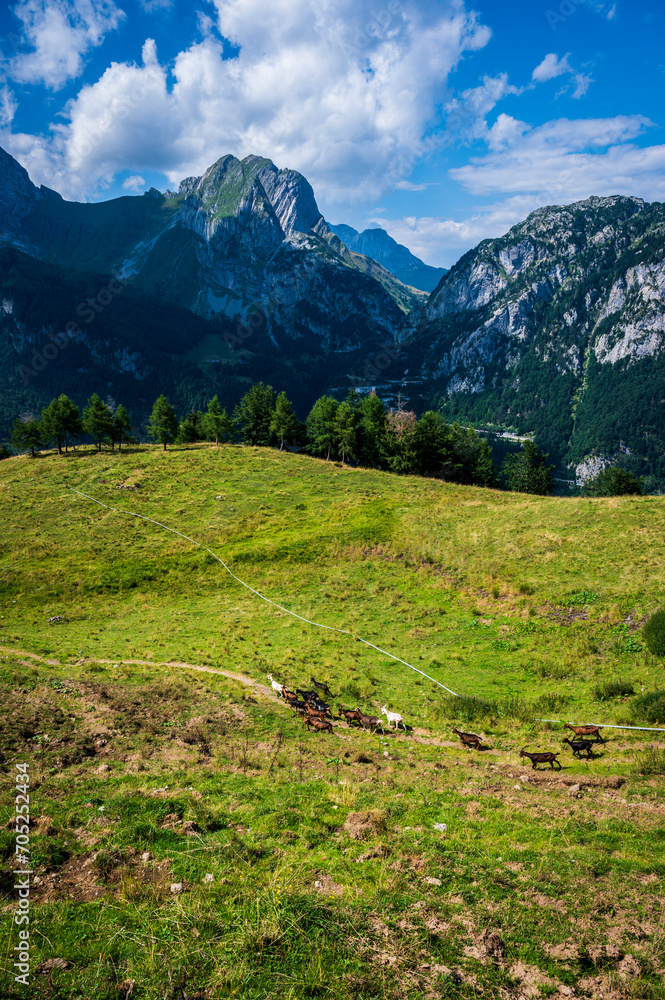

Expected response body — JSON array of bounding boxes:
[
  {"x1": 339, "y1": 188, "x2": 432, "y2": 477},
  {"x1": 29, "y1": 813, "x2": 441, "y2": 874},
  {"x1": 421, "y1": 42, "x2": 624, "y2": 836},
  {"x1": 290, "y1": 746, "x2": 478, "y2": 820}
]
[{"x1": 0, "y1": 145, "x2": 664, "y2": 488}]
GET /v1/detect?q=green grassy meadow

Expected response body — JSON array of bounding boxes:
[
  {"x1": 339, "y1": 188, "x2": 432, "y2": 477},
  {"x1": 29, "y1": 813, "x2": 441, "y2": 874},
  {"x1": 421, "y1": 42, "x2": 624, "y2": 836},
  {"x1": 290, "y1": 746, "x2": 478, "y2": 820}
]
[{"x1": 1, "y1": 444, "x2": 664, "y2": 999}]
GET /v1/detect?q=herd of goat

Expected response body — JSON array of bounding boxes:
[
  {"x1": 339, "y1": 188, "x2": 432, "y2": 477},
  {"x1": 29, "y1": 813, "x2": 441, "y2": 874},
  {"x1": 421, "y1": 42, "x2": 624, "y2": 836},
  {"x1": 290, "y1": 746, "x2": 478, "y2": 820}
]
[{"x1": 267, "y1": 674, "x2": 608, "y2": 768}]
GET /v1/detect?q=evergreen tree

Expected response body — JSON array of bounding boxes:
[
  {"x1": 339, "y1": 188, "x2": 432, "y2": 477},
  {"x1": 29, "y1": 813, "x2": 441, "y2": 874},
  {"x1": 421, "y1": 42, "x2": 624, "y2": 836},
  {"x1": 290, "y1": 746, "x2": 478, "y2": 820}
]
[
  {"x1": 503, "y1": 440, "x2": 555, "y2": 495},
  {"x1": 203, "y1": 395, "x2": 234, "y2": 446},
  {"x1": 582, "y1": 466, "x2": 644, "y2": 497},
  {"x1": 147, "y1": 395, "x2": 179, "y2": 450},
  {"x1": 306, "y1": 396, "x2": 339, "y2": 460},
  {"x1": 83, "y1": 394, "x2": 113, "y2": 451},
  {"x1": 233, "y1": 382, "x2": 276, "y2": 446},
  {"x1": 412, "y1": 411, "x2": 452, "y2": 476},
  {"x1": 11, "y1": 416, "x2": 43, "y2": 457},
  {"x1": 270, "y1": 391, "x2": 299, "y2": 451},
  {"x1": 334, "y1": 401, "x2": 357, "y2": 463},
  {"x1": 42, "y1": 395, "x2": 82, "y2": 454},
  {"x1": 111, "y1": 404, "x2": 133, "y2": 450},
  {"x1": 178, "y1": 411, "x2": 204, "y2": 444},
  {"x1": 357, "y1": 392, "x2": 388, "y2": 468},
  {"x1": 445, "y1": 423, "x2": 496, "y2": 486}
]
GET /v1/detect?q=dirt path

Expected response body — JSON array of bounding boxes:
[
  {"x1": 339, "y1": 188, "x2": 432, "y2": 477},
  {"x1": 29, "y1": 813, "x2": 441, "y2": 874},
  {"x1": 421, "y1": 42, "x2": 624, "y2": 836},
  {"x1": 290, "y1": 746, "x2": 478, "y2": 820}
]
[{"x1": 0, "y1": 644, "x2": 273, "y2": 696}]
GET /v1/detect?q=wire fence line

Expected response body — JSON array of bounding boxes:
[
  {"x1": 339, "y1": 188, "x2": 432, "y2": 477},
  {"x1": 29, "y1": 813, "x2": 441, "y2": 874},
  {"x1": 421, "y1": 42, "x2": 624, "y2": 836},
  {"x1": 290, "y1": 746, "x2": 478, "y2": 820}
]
[{"x1": 66, "y1": 486, "x2": 460, "y2": 696}]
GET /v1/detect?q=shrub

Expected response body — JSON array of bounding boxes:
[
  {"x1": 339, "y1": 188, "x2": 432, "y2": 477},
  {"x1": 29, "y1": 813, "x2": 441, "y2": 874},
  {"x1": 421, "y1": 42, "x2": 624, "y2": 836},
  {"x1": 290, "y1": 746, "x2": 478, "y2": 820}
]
[
  {"x1": 629, "y1": 690, "x2": 665, "y2": 725},
  {"x1": 582, "y1": 466, "x2": 643, "y2": 497},
  {"x1": 643, "y1": 608, "x2": 665, "y2": 657},
  {"x1": 593, "y1": 679, "x2": 635, "y2": 700},
  {"x1": 633, "y1": 747, "x2": 665, "y2": 776}
]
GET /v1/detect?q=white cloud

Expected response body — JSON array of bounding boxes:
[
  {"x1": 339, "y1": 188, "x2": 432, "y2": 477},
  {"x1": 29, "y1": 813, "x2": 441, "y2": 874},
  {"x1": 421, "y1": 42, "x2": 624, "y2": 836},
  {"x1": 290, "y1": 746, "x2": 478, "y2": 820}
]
[
  {"x1": 376, "y1": 113, "x2": 665, "y2": 267},
  {"x1": 122, "y1": 174, "x2": 145, "y2": 191},
  {"x1": 0, "y1": 87, "x2": 17, "y2": 127},
  {"x1": 450, "y1": 114, "x2": 657, "y2": 198},
  {"x1": 371, "y1": 197, "x2": 538, "y2": 267},
  {"x1": 570, "y1": 73, "x2": 592, "y2": 99},
  {"x1": 0, "y1": 0, "x2": 491, "y2": 205},
  {"x1": 532, "y1": 52, "x2": 572, "y2": 82},
  {"x1": 6, "y1": 0, "x2": 125, "y2": 91},
  {"x1": 532, "y1": 52, "x2": 593, "y2": 100},
  {"x1": 444, "y1": 73, "x2": 523, "y2": 143},
  {"x1": 139, "y1": 0, "x2": 173, "y2": 10}
]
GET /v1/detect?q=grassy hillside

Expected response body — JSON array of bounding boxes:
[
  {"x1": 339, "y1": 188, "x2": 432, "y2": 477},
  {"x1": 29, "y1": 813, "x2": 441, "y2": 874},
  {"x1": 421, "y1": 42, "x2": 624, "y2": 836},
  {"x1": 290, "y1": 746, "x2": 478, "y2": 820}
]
[{"x1": 1, "y1": 446, "x2": 664, "y2": 999}]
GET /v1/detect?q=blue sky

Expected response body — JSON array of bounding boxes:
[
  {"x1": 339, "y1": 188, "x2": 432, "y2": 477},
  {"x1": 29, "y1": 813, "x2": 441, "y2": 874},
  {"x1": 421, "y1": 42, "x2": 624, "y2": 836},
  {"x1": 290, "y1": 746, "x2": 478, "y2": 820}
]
[{"x1": 0, "y1": 0, "x2": 663, "y2": 267}]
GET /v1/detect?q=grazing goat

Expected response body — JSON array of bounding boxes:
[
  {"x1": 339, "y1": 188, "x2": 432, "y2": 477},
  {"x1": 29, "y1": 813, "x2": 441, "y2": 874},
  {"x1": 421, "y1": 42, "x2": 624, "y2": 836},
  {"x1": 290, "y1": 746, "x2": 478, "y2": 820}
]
[
  {"x1": 357, "y1": 711, "x2": 384, "y2": 734},
  {"x1": 338, "y1": 707, "x2": 362, "y2": 726},
  {"x1": 452, "y1": 728, "x2": 482, "y2": 750},
  {"x1": 296, "y1": 688, "x2": 318, "y2": 703},
  {"x1": 563, "y1": 737, "x2": 594, "y2": 758},
  {"x1": 310, "y1": 676, "x2": 334, "y2": 698},
  {"x1": 305, "y1": 704, "x2": 329, "y2": 722},
  {"x1": 519, "y1": 747, "x2": 562, "y2": 770},
  {"x1": 304, "y1": 716, "x2": 333, "y2": 733},
  {"x1": 563, "y1": 723, "x2": 604, "y2": 743},
  {"x1": 381, "y1": 705, "x2": 406, "y2": 731},
  {"x1": 267, "y1": 674, "x2": 283, "y2": 696}
]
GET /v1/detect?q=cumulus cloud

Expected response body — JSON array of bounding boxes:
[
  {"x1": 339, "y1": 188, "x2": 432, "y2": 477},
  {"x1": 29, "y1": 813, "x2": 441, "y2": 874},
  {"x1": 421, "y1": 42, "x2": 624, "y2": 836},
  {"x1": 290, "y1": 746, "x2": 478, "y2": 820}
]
[
  {"x1": 444, "y1": 72, "x2": 523, "y2": 143},
  {"x1": 0, "y1": 0, "x2": 491, "y2": 204},
  {"x1": 378, "y1": 114, "x2": 665, "y2": 267},
  {"x1": 450, "y1": 114, "x2": 656, "y2": 197},
  {"x1": 0, "y1": 87, "x2": 18, "y2": 127},
  {"x1": 5, "y1": 0, "x2": 125, "y2": 90},
  {"x1": 532, "y1": 52, "x2": 593, "y2": 100},
  {"x1": 122, "y1": 174, "x2": 146, "y2": 191},
  {"x1": 532, "y1": 52, "x2": 572, "y2": 82}
]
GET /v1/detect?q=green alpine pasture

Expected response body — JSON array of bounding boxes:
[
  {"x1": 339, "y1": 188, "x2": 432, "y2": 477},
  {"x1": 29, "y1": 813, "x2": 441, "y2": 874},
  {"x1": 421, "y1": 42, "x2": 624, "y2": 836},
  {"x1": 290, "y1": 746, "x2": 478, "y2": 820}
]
[{"x1": 0, "y1": 444, "x2": 664, "y2": 999}]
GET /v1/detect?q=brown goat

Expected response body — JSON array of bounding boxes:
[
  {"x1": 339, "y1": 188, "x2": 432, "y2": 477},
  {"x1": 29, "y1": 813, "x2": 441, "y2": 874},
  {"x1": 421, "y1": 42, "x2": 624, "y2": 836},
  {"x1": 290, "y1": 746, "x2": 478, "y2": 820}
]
[
  {"x1": 304, "y1": 716, "x2": 333, "y2": 733},
  {"x1": 338, "y1": 707, "x2": 362, "y2": 726},
  {"x1": 519, "y1": 747, "x2": 562, "y2": 770},
  {"x1": 357, "y1": 711, "x2": 384, "y2": 733},
  {"x1": 452, "y1": 728, "x2": 482, "y2": 749},
  {"x1": 563, "y1": 723, "x2": 604, "y2": 743},
  {"x1": 305, "y1": 704, "x2": 329, "y2": 721}
]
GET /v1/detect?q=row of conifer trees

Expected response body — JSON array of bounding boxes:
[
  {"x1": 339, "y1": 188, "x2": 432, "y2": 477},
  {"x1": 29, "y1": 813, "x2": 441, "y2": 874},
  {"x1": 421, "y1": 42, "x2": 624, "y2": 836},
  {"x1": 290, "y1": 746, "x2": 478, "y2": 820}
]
[
  {"x1": 8, "y1": 382, "x2": 643, "y2": 495},
  {"x1": 9, "y1": 383, "x2": 500, "y2": 487}
]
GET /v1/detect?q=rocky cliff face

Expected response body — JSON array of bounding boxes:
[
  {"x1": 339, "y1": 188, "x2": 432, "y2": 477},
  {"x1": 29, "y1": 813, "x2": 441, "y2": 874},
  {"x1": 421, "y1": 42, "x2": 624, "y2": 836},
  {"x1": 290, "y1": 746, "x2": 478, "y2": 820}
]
[
  {"x1": 397, "y1": 195, "x2": 665, "y2": 484},
  {"x1": 1, "y1": 147, "x2": 418, "y2": 356},
  {"x1": 330, "y1": 223, "x2": 447, "y2": 293}
]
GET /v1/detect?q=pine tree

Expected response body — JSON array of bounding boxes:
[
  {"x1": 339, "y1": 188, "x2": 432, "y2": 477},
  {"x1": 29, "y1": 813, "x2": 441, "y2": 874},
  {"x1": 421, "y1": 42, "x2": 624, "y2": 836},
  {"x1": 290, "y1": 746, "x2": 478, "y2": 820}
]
[
  {"x1": 83, "y1": 394, "x2": 113, "y2": 451},
  {"x1": 357, "y1": 392, "x2": 388, "y2": 468},
  {"x1": 306, "y1": 396, "x2": 339, "y2": 460},
  {"x1": 147, "y1": 395, "x2": 179, "y2": 450},
  {"x1": 502, "y1": 440, "x2": 555, "y2": 495},
  {"x1": 111, "y1": 404, "x2": 132, "y2": 450},
  {"x1": 269, "y1": 392, "x2": 299, "y2": 450},
  {"x1": 334, "y1": 401, "x2": 357, "y2": 463},
  {"x1": 203, "y1": 395, "x2": 234, "y2": 446},
  {"x1": 11, "y1": 416, "x2": 43, "y2": 457},
  {"x1": 41, "y1": 395, "x2": 82, "y2": 454},
  {"x1": 233, "y1": 383, "x2": 276, "y2": 446},
  {"x1": 178, "y1": 411, "x2": 203, "y2": 444}
]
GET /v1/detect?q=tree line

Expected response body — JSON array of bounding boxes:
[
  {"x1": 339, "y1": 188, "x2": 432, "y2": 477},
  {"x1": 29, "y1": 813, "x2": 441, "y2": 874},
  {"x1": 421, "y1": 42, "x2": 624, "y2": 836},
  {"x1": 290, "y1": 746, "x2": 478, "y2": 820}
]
[{"x1": 6, "y1": 384, "x2": 644, "y2": 496}]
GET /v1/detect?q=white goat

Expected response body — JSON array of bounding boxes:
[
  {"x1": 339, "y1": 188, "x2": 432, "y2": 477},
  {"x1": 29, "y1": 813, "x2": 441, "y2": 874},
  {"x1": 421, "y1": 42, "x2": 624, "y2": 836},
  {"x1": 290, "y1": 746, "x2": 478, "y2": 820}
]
[
  {"x1": 381, "y1": 705, "x2": 406, "y2": 731},
  {"x1": 267, "y1": 674, "x2": 283, "y2": 696}
]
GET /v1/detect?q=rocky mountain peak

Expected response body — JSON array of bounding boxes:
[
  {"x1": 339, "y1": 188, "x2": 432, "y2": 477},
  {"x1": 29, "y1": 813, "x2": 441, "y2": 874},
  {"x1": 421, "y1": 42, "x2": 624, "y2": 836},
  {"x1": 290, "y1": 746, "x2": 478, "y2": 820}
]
[{"x1": 0, "y1": 146, "x2": 42, "y2": 242}]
